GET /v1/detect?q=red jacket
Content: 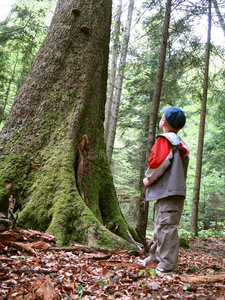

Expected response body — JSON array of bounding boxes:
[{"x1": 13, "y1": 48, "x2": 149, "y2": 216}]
[{"x1": 145, "y1": 132, "x2": 189, "y2": 201}]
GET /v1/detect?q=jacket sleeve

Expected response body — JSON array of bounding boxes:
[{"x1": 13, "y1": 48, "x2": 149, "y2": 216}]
[{"x1": 145, "y1": 137, "x2": 173, "y2": 185}]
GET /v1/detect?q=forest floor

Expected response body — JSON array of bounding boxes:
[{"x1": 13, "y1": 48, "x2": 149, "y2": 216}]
[{"x1": 0, "y1": 228, "x2": 225, "y2": 299}]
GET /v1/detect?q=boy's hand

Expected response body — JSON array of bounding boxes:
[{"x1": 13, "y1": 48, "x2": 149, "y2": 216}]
[
  {"x1": 179, "y1": 141, "x2": 189, "y2": 157},
  {"x1": 143, "y1": 177, "x2": 150, "y2": 188}
]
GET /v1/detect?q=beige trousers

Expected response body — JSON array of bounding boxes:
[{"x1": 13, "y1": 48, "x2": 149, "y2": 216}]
[{"x1": 149, "y1": 195, "x2": 184, "y2": 271}]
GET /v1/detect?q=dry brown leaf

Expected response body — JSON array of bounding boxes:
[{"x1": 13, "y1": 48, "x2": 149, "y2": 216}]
[
  {"x1": 24, "y1": 275, "x2": 60, "y2": 300},
  {"x1": 8, "y1": 292, "x2": 24, "y2": 300},
  {"x1": 0, "y1": 242, "x2": 7, "y2": 253},
  {"x1": 83, "y1": 252, "x2": 111, "y2": 260},
  {"x1": 0, "y1": 231, "x2": 225, "y2": 299},
  {"x1": 102, "y1": 267, "x2": 110, "y2": 279},
  {"x1": 0, "y1": 229, "x2": 24, "y2": 242},
  {"x1": 28, "y1": 241, "x2": 51, "y2": 250},
  {"x1": 7, "y1": 241, "x2": 36, "y2": 254}
]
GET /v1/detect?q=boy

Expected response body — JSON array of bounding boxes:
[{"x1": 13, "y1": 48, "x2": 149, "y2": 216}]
[{"x1": 138, "y1": 107, "x2": 189, "y2": 276}]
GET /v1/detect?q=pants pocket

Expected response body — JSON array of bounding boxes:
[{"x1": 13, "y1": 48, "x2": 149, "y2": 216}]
[{"x1": 159, "y1": 210, "x2": 179, "y2": 225}]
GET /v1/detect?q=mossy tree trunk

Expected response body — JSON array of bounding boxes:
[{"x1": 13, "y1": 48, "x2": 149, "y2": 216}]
[{"x1": 0, "y1": 0, "x2": 139, "y2": 248}]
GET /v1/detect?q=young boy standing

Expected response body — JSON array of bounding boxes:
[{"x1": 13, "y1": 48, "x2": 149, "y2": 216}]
[{"x1": 138, "y1": 107, "x2": 189, "y2": 276}]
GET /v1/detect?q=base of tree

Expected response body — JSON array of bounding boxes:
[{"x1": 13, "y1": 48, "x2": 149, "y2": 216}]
[{"x1": 1, "y1": 131, "x2": 139, "y2": 249}]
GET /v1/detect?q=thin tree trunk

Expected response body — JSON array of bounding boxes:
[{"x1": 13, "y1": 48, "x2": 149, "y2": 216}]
[
  {"x1": 133, "y1": 113, "x2": 150, "y2": 227},
  {"x1": 215, "y1": 200, "x2": 217, "y2": 230},
  {"x1": 104, "y1": 0, "x2": 123, "y2": 142},
  {"x1": 212, "y1": 0, "x2": 225, "y2": 37},
  {"x1": 0, "y1": 49, "x2": 19, "y2": 124},
  {"x1": 136, "y1": 0, "x2": 172, "y2": 239},
  {"x1": 190, "y1": 0, "x2": 212, "y2": 235},
  {"x1": 138, "y1": 114, "x2": 150, "y2": 191},
  {"x1": 106, "y1": 0, "x2": 134, "y2": 164},
  {"x1": 17, "y1": 39, "x2": 34, "y2": 93}
]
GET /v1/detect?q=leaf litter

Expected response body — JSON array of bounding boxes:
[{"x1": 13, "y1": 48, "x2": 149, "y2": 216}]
[{"x1": 0, "y1": 228, "x2": 225, "y2": 299}]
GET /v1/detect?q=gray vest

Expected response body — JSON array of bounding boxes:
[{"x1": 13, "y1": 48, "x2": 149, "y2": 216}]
[{"x1": 145, "y1": 133, "x2": 189, "y2": 201}]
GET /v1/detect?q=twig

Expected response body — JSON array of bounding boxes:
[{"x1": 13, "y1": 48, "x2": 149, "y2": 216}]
[
  {"x1": 127, "y1": 230, "x2": 142, "y2": 251},
  {"x1": 49, "y1": 244, "x2": 110, "y2": 254},
  {"x1": 0, "y1": 268, "x2": 57, "y2": 274},
  {"x1": 197, "y1": 265, "x2": 222, "y2": 273},
  {"x1": 8, "y1": 195, "x2": 15, "y2": 219},
  {"x1": 49, "y1": 245, "x2": 140, "y2": 256},
  {"x1": 9, "y1": 211, "x2": 18, "y2": 229},
  {"x1": 136, "y1": 227, "x2": 153, "y2": 254}
]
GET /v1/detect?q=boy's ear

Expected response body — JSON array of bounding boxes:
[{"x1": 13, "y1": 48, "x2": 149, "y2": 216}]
[{"x1": 162, "y1": 116, "x2": 167, "y2": 126}]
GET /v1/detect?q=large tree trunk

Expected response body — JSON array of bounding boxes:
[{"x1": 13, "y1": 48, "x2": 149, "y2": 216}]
[
  {"x1": 136, "y1": 0, "x2": 172, "y2": 238},
  {"x1": 0, "y1": 0, "x2": 139, "y2": 248},
  {"x1": 190, "y1": 0, "x2": 212, "y2": 235},
  {"x1": 104, "y1": 0, "x2": 123, "y2": 143},
  {"x1": 106, "y1": 0, "x2": 134, "y2": 164}
]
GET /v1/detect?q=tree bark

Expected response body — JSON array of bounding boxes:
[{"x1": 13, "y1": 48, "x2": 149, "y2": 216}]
[
  {"x1": 104, "y1": 0, "x2": 123, "y2": 143},
  {"x1": 138, "y1": 114, "x2": 150, "y2": 191},
  {"x1": 136, "y1": 0, "x2": 172, "y2": 238},
  {"x1": 0, "y1": 0, "x2": 139, "y2": 248},
  {"x1": 53, "y1": 0, "x2": 68, "y2": 16},
  {"x1": 106, "y1": 0, "x2": 135, "y2": 164},
  {"x1": 190, "y1": 0, "x2": 212, "y2": 235}
]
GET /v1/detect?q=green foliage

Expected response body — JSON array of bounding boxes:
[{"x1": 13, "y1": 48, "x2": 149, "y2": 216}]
[
  {"x1": 178, "y1": 229, "x2": 196, "y2": 240},
  {"x1": 187, "y1": 266, "x2": 199, "y2": 273},
  {"x1": 0, "y1": 0, "x2": 57, "y2": 127},
  {"x1": 139, "y1": 269, "x2": 157, "y2": 278},
  {"x1": 98, "y1": 279, "x2": 108, "y2": 286},
  {"x1": 183, "y1": 284, "x2": 191, "y2": 291},
  {"x1": 179, "y1": 236, "x2": 189, "y2": 248},
  {"x1": 139, "y1": 269, "x2": 147, "y2": 276},
  {"x1": 76, "y1": 285, "x2": 85, "y2": 294},
  {"x1": 150, "y1": 269, "x2": 157, "y2": 278},
  {"x1": 198, "y1": 226, "x2": 225, "y2": 239},
  {"x1": 112, "y1": 0, "x2": 225, "y2": 233}
]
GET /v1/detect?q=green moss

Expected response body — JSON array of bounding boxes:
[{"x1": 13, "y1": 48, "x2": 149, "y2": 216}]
[
  {"x1": 82, "y1": 131, "x2": 140, "y2": 244},
  {"x1": 18, "y1": 134, "x2": 75, "y2": 231},
  {"x1": 0, "y1": 150, "x2": 34, "y2": 212},
  {"x1": 1, "y1": 114, "x2": 139, "y2": 248},
  {"x1": 16, "y1": 131, "x2": 102, "y2": 246},
  {"x1": 88, "y1": 108, "x2": 96, "y2": 117},
  {"x1": 86, "y1": 222, "x2": 137, "y2": 250}
]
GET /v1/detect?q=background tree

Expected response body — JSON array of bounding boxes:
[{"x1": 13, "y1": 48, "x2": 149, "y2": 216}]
[
  {"x1": 136, "y1": 0, "x2": 172, "y2": 239},
  {"x1": 0, "y1": 0, "x2": 139, "y2": 248},
  {"x1": 104, "y1": 0, "x2": 123, "y2": 143},
  {"x1": 111, "y1": 0, "x2": 224, "y2": 236},
  {"x1": 106, "y1": 0, "x2": 135, "y2": 164},
  {"x1": 212, "y1": 0, "x2": 225, "y2": 37},
  {"x1": 190, "y1": 0, "x2": 212, "y2": 235}
]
